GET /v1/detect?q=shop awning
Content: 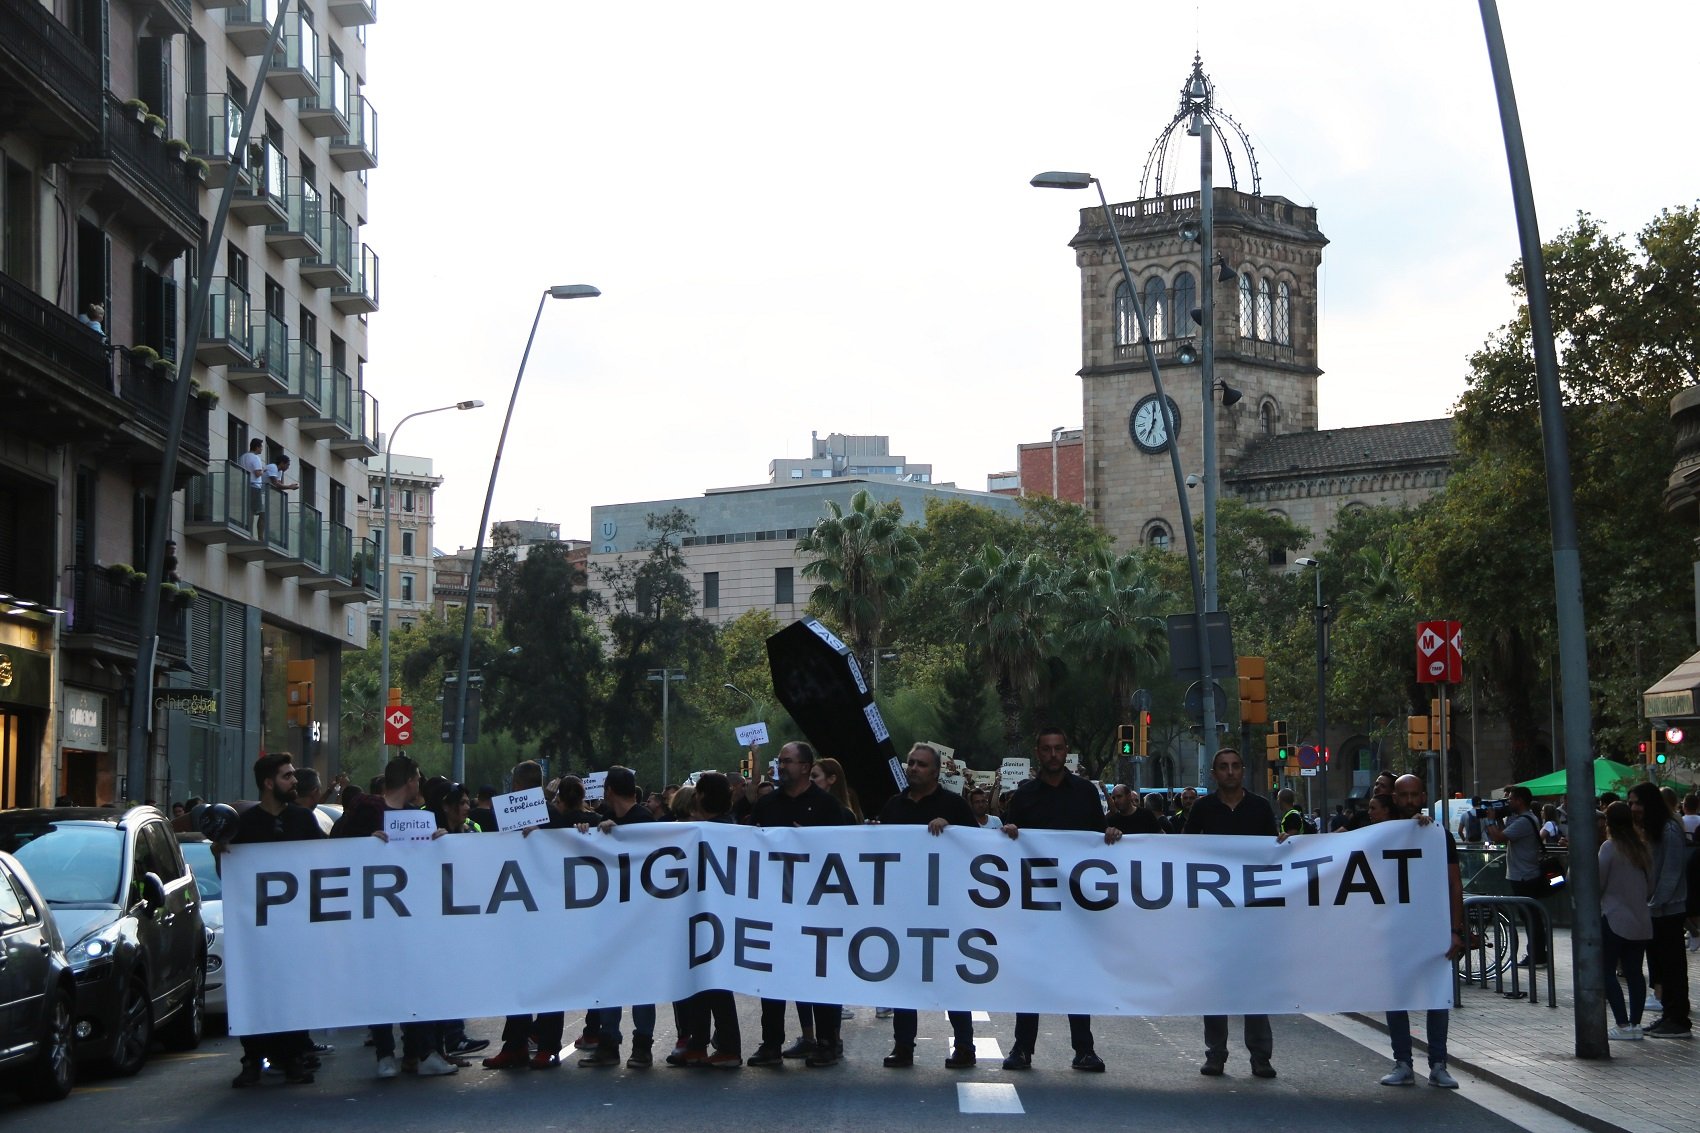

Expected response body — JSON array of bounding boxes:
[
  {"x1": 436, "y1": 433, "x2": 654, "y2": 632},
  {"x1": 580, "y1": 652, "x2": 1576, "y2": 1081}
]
[{"x1": 1643, "y1": 648, "x2": 1700, "y2": 719}]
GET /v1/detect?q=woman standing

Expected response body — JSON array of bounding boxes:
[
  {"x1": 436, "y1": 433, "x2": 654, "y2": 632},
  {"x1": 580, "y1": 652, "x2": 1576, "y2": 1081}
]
[
  {"x1": 1599, "y1": 801, "x2": 1654, "y2": 1040},
  {"x1": 1630, "y1": 783, "x2": 1692, "y2": 1038},
  {"x1": 810, "y1": 757, "x2": 863, "y2": 822}
]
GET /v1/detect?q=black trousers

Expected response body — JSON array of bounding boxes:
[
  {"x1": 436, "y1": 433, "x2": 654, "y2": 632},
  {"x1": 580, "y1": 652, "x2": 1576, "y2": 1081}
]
[
  {"x1": 1012, "y1": 1012, "x2": 1092, "y2": 1054},
  {"x1": 682, "y1": 990, "x2": 741, "y2": 1054},
  {"x1": 1649, "y1": 913, "x2": 1691, "y2": 1028},
  {"x1": 761, "y1": 998, "x2": 840, "y2": 1048},
  {"x1": 893, "y1": 1009, "x2": 973, "y2": 1049},
  {"x1": 1510, "y1": 877, "x2": 1550, "y2": 961},
  {"x1": 501, "y1": 1012, "x2": 564, "y2": 1052}
]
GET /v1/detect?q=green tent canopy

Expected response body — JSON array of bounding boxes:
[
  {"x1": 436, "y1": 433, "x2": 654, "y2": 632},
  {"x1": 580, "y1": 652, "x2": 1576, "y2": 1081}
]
[{"x1": 1513, "y1": 758, "x2": 1645, "y2": 797}]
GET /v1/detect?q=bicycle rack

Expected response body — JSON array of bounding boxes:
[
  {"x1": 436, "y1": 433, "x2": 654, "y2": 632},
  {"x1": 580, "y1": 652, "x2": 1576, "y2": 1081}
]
[{"x1": 1459, "y1": 895, "x2": 1557, "y2": 1007}]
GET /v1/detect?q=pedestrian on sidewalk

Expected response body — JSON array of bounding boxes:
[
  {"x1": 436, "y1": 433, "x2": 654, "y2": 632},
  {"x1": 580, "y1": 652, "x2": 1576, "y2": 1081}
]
[
  {"x1": 1598, "y1": 800, "x2": 1654, "y2": 1041},
  {"x1": 1378, "y1": 774, "x2": 1464, "y2": 1089},
  {"x1": 1485, "y1": 787, "x2": 1548, "y2": 967},
  {"x1": 1630, "y1": 783, "x2": 1691, "y2": 1038}
]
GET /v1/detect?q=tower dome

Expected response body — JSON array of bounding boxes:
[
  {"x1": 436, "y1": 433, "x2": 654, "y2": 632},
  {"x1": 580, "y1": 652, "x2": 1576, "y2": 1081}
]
[{"x1": 1139, "y1": 54, "x2": 1262, "y2": 199}]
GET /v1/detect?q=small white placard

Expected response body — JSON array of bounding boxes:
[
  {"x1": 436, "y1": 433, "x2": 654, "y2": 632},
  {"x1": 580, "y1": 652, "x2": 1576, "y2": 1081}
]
[
  {"x1": 863, "y1": 702, "x2": 890, "y2": 742},
  {"x1": 888, "y1": 756, "x2": 909, "y2": 791},
  {"x1": 494, "y1": 787, "x2": 548, "y2": 831},
  {"x1": 1065, "y1": 752, "x2": 1081, "y2": 773},
  {"x1": 999, "y1": 757, "x2": 1032, "y2": 792},
  {"x1": 735, "y1": 721, "x2": 769, "y2": 747},
  {"x1": 583, "y1": 771, "x2": 608, "y2": 803},
  {"x1": 383, "y1": 810, "x2": 436, "y2": 843},
  {"x1": 846, "y1": 654, "x2": 868, "y2": 694}
]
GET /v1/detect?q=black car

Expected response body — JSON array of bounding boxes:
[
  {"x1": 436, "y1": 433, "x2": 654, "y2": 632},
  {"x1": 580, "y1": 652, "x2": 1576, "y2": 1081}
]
[
  {"x1": 0, "y1": 851, "x2": 76, "y2": 1101},
  {"x1": 0, "y1": 809, "x2": 206, "y2": 1076}
]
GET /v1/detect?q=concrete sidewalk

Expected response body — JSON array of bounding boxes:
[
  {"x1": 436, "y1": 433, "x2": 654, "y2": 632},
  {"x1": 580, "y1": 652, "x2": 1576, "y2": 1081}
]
[{"x1": 1351, "y1": 927, "x2": 1695, "y2": 1133}]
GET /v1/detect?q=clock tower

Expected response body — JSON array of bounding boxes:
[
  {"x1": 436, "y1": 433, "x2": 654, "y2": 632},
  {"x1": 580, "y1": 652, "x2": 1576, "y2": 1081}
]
[{"x1": 1071, "y1": 57, "x2": 1328, "y2": 552}]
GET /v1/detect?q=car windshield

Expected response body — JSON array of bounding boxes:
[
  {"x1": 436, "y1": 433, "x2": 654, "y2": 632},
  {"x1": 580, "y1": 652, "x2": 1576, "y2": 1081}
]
[
  {"x1": 179, "y1": 841, "x2": 222, "y2": 901},
  {"x1": 0, "y1": 821, "x2": 123, "y2": 908}
]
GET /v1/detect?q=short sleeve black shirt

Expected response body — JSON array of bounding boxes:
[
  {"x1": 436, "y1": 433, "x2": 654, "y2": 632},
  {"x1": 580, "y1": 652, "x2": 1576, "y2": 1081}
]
[
  {"x1": 1183, "y1": 791, "x2": 1277, "y2": 837},
  {"x1": 877, "y1": 787, "x2": 976, "y2": 828},
  {"x1": 753, "y1": 784, "x2": 856, "y2": 828},
  {"x1": 233, "y1": 803, "x2": 325, "y2": 845},
  {"x1": 1109, "y1": 808, "x2": 1165, "y2": 835},
  {"x1": 1004, "y1": 773, "x2": 1107, "y2": 833}
]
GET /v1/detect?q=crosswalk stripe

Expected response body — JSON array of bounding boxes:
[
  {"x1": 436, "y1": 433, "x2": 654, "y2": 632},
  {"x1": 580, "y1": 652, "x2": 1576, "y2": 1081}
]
[
  {"x1": 958, "y1": 1082, "x2": 1024, "y2": 1114},
  {"x1": 970, "y1": 1011, "x2": 991, "y2": 1022},
  {"x1": 973, "y1": 1036, "x2": 1004, "y2": 1060}
]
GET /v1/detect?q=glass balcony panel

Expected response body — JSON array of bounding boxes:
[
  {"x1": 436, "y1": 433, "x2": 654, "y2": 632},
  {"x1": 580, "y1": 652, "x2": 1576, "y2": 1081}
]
[
  {"x1": 186, "y1": 460, "x2": 258, "y2": 544},
  {"x1": 299, "y1": 54, "x2": 349, "y2": 137},
  {"x1": 186, "y1": 93, "x2": 245, "y2": 190},
  {"x1": 332, "y1": 242, "x2": 379, "y2": 313},
  {"x1": 330, "y1": 94, "x2": 377, "y2": 171},
  {"x1": 266, "y1": 13, "x2": 319, "y2": 100},
  {"x1": 300, "y1": 502, "x2": 324, "y2": 571},
  {"x1": 328, "y1": 0, "x2": 377, "y2": 27},
  {"x1": 226, "y1": 0, "x2": 282, "y2": 54},
  {"x1": 265, "y1": 176, "x2": 321, "y2": 258}
]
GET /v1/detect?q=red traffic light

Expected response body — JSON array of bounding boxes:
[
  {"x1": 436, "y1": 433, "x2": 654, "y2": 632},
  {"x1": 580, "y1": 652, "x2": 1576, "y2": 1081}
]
[{"x1": 1639, "y1": 741, "x2": 1649, "y2": 755}]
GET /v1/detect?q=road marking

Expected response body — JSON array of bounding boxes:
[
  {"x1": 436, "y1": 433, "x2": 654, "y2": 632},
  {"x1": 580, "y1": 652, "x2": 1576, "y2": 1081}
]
[
  {"x1": 958, "y1": 1083, "x2": 1024, "y2": 1114},
  {"x1": 971, "y1": 1011, "x2": 991, "y2": 1022},
  {"x1": 973, "y1": 1036, "x2": 1004, "y2": 1060}
]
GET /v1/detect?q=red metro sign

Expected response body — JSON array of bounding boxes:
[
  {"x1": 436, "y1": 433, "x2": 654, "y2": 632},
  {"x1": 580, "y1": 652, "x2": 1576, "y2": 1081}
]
[{"x1": 1416, "y1": 621, "x2": 1462, "y2": 684}]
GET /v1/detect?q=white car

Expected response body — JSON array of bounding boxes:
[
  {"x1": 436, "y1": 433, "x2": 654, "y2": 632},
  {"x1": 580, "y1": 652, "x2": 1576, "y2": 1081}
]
[{"x1": 176, "y1": 835, "x2": 225, "y2": 1019}]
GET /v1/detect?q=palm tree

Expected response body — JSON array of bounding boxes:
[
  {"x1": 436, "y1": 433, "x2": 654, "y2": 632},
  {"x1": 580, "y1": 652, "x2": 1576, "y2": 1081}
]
[
  {"x1": 796, "y1": 489, "x2": 921, "y2": 671},
  {"x1": 1053, "y1": 547, "x2": 1171, "y2": 724},
  {"x1": 954, "y1": 545, "x2": 1054, "y2": 756}
]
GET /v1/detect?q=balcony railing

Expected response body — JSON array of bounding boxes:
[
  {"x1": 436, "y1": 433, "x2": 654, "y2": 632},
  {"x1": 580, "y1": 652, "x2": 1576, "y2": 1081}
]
[
  {"x1": 229, "y1": 139, "x2": 287, "y2": 226},
  {"x1": 301, "y1": 213, "x2": 353, "y2": 289},
  {"x1": 227, "y1": 311, "x2": 288, "y2": 393},
  {"x1": 65, "y1": 565, "x2": 188, "y2": 659},
  {"x1": 185, "y1": 460, "x2": 259, "y2": 547},
  {"x1": 299, "y1": 53, "x2": 349, "y2": 137},
  {"x1": 116, "y1": 352, "x2": 211, "y2": 464},
  {"x1": 300, "y1": 365, "x2": 351, "y2": 440},
  {"x1": 330, "y1": 93, "x2": 377, "y2": 171},
  {"x1": 266, "y1": 338, "x2": 322, "y2": 417},
  {"x1": 329, "y1": 385, "x2": 378, "y2": 458},
  {"x1": 226, "y1": 0, "x2": 281, "y2": 54},
  {"x1": 265, "y1": 176, "x2": 321, "y2": 258},
  {"x1": 198, "y1": 278, "x2": 253, "y2": 365},
  {"x1": 265, "y1": 10, "x2": 319, "y2": 100},
  {"x1": 331, "y1": 243, "x2": 379, "y2": 314},
  {"x1": 0, "y1": 268, "x2": 110, "y2": 395},
  {"x1": 261, "y1": 490, "x2": 325, "y2": 577},
  {"x1": 185, "y1": 92, "x2": 244, "y2": 187},
  {"x1": 328, "y1": 0, "x2": 376, "y2": 26},
  {"x1": 70, "y1": 93, "x2": 203, "y2": 250},
  {"x1": 0, "y1": 0, "x2": 102, "y2": 137}
]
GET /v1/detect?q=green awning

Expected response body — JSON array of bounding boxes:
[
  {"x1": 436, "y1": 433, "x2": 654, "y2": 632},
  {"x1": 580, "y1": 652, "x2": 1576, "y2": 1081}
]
[{"x1": 1513, "y1": 758, "x2": 1644, "y2": 797}]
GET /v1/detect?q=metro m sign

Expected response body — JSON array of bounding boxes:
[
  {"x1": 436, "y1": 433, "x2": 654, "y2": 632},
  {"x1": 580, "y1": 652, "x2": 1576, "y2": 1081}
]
[
  {"x1": 1416, "y1": 621, "x2": 1462, "y2": 684},
  {"x1": 384, "y1": 706, "x2": 414, "y2": 746}
]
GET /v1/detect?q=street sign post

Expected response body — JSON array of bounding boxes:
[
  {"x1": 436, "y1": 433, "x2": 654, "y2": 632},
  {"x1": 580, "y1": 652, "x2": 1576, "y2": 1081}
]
[
  {"x1": 383, "y1": 706, "x2": 414, "y2": 746},
  {"x1": 1416, "y1": 620, "x2": 1463, "y2": 684}
]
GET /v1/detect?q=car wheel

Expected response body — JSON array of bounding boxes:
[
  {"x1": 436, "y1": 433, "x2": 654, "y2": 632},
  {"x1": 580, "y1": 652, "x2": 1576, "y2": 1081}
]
[
  {"x1": 17, "y1": 985, "x2": 76, "y2": 1102},
  {"x1": 106, "y1": 975, "x2": 153, "y2": 1077},
  {"x1": 161, "y1": 960, "x2": 205, "y2": 1050}
]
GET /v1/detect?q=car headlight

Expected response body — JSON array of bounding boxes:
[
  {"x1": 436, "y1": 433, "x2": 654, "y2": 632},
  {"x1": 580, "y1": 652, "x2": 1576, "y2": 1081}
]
[{"x1": 68, "y1": 926, "x2": 124, "y2": 968}]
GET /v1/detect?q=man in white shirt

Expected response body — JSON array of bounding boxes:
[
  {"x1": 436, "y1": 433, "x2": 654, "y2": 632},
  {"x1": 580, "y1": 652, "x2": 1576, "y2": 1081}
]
[
  {"x1": 240, "y1": 438, "x2": 266, "y2": 536},
  {"x1": 968, "y1": 786, "x2": 1001, "y2": 829}
]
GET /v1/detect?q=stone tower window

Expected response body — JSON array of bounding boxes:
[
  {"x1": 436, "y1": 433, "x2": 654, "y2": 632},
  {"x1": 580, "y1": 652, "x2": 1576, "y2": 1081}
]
[
  {"x1": 1259, "y1": 398, "x2": 1278, "y2": 436},
  {"x1": 1142, "y1": 276, "x2": 1167, "y2": 341},
  {"x1": 1173, "y1": 271, "x2": 1196, "y2": 335},
  {"x1": 1275, "y1": 281, "x2": 1292, "y2": 346},
  {"x1": 1238, "y1": 272, "x2": 1254, "y2": 338},
  {"x1": 1256, "y1": 277, "x2": 1273, "y2": 340},
  {"x1": 1143, "y1": 520, "x2": 1172, "y2": 551},
  {"x1": 1114, "y1": 281, "x2": 1137, "y2": 347}
]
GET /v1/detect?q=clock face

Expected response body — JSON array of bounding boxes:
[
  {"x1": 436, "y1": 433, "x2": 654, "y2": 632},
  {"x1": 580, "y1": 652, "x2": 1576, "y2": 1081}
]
[{"x1": 1129, "y1": 394, "x2": 1180, "y2": 454}]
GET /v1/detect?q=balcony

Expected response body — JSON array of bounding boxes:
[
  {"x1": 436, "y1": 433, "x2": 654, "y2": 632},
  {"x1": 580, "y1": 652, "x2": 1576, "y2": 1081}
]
[
  {"x1": 262, "y1": 492, "x2": 326, "y2": 577},
  {"x1": 226, "y1": 311, "x2": 288, "y2": 394},
  {"x1": 69, "y1": 93, "x2": 204, "y2": 254},
  {"x1": 303, "y1": 520, "x2": 349, "y2": 592},
  {"x1": 0, "y1": 0, "x2": 102, "y2": 144},
  {"x1": 265, "y1": 339, "x2": 322, "y2": 418},
  {"x1": 185, "y1": 461, "x2": 263, "y2": 554},
  {"x1": 197, "y1": 278, "x2": 253, "y2": 365},
  {"x1": 265, "y1": 12, "x2": 318, "y2": 100},
  {"x1": 329, "y1": 93, "x2": 377, "y2": 171},
  {"x1": 185, "y1": 92, "x2": 244, "y2": 188},
  {"x1": 299, "y1": 365, "x2": 351, "y2": 440},
  {"x1": 328, "y1": 0, "x2": 376, "y2": 26},
  {"x1": 331, "y1": 243, "x2": 379, "y2": 314},
  {"x1": 321, "y1": 528, "x2": 378, "y2": 601},
  {"x1": 63, "y1": 565, "x2": 188, "y2": 665},
  {"x1": 0, "y1": 268, "x2": 125, "y2": 445},
  {"x1": 264, "y1": 176, "x2": 321, "y2": 258},
  {"x1": 225, "y1": 0, "x2": 280, "y2": 54},
  {"x1": 135, "y1": 0, "x2": 193, "y2": 37},
  {"x1": 328, "y1": 387, "x2": 379, "y2": 458},
  {"x1": 199, "y1": 0, "x2": 246, "y2": 9},
  {"x1": 228, "y1": 139, "x2": 287, "y2": 227},
  {"x1": 114, "y1": 351, "x2": 211, "y2": 478},
  {"x1": 298, "y1": 54, "x2": 349, "y2": 138},
  {"x1": 300, "y1": 213, "x2": 353, "y2": 289}
]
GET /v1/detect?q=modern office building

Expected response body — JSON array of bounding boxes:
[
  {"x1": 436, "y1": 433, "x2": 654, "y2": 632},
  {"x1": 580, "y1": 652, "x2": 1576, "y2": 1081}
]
[
  {"x1": 768, "y1": 432, "x2": 934, "y2": 485},
  {"x1": 0, "y1": 0, "x2": 382, "y2": 807}
]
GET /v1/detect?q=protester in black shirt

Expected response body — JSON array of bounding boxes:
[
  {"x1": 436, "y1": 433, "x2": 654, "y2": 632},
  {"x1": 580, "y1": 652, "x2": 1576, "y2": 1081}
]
[
  {"x1": 226, "y1": 753, "x2": 323, "y2": 1088},
  {"x1": 579, "y1": 767, "x2": 660, "y2": 1069},
  {"x1": 672, "y1": 773, "x2": 744, "y2": 1068},
  {"x1": 747, "y1": 741, "x2": 857, "y2": 1069},
  {"x1": 1000, "y1": 726, "x2": 1122, "y2": 1072},
  {"x1": 876, "y1": 743, "x2": 980, "y2": 1069},
  {"x1": 1184, "y1": 747, "x2": 1278, "y2": 1079},
  {"x1": 1107, "y1": 783, "x2": 1164, "y2": 834}
]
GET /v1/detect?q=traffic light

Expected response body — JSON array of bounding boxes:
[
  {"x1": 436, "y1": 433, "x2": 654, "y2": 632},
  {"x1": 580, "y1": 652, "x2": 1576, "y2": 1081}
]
[
  {"x1": 739, "y1": 752, "x2": 754, "y2": 778},
  {"x1": 1138, "y1": 710, "x2": 1152, "y2": 757},
  {"x1": 1117, "y1": 723, "x2": 1136, "y2": 756},
  {"x1": 1639, "y1": 739, "x2": 1651, "y2": 764},
  {"x1": 286, "y1": 659, "x2": 313, "y2": 728},
  {"x1": 1428, "y1": 698, "x2": 1448, "y2": 749},
  {"x1": 1271, "y1": 719, "x2": 1290, "y2": 762},
  {"x1": 1408, "y1": 714, "x2": 1431, "y2": 753},
  {"x1": 1655, "y1": 748, "x2": 1669, "y2": 766},
  {"x1": 1237, "y1": 656, "x2": 1268, "y2": 725}
]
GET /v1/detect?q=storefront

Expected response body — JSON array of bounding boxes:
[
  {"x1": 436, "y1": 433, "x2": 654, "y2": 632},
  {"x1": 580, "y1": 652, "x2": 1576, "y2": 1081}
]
[
  {"x1": 60, "y1": 686, "x2": 113, "y2": 806},
  {"x1": 0, "y1": 643, "x2": 50, "y2": 808}
]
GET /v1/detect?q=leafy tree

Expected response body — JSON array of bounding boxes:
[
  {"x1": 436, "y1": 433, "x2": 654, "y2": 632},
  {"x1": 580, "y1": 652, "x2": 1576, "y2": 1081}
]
[
  {"x1": 1050, "y1": 547, "x2": 1173, "y2": 756},
  {"x1": 954, "y1": 546, "x2": 1056, "y2": 757},
  {"x1": 796, "y1": 489, "x2": 922, "y2": 672}
]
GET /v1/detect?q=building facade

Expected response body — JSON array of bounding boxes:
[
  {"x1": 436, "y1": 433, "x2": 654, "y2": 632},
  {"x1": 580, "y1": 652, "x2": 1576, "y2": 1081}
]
[
  {"x1": 769, "y1": 432, "x2": 933, "y2": 485},
  {"x1": 987, "y1": 428, "x2": 1085, "y2": 503},
  {"x1": 361, "y1": 452, "x2": 438, "y2": 637},
  {"x1": 0, "y1": 0, "x2": 382, "y2": 808}
]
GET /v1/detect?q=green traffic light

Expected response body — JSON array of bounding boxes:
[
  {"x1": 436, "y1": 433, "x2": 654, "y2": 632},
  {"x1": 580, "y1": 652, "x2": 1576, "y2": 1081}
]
[
  {"x1": 1655, "y1": 751, "x2": 1668, "y2": 765},
  {"x1": 1119, "y1": 742, "x2": 1134, "y2": 756}
]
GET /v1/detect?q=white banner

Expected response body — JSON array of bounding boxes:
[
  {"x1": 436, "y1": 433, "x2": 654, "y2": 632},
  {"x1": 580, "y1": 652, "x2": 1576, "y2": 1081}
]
[{"x1": 222, "y1": 822, "x2": 1453, "y2": 1035}]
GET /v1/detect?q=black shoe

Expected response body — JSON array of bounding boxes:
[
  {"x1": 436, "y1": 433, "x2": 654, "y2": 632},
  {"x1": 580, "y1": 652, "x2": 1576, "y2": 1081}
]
[
  {"x1": 299, "y1": 1054, "x2": 321, "y2": 1071},
  {"x1": 1644, "y1": 1020, "x2": 1693, "y2": 1039},
  {"x1": 282, "y1": 1059, "x2": 316, "y2": 1086},
  {"x1": 805, "y1": 1044, "x2": 842, "y2": 1068},
  {"x1": 1251, "y1": 1058, "x2": 1277, "y2": 1079},
  {"x1": 945, "y1": 1047, "x2": 977, "y2": 1069},
  {"x1": 1072, "y1": 1050, "x2": 1105, "y2": 1072},
  {"x1": 1201, "y1": 1056, "x2": 1226, "y2": 1077},
  {"x1": 627, "y1": 1038, "x2": 653, "y2": 1068},
  {"x1": 232, "y1": 1059, "x2": 263, "y2": 1088},
  {"x1": 747, "y1": 1044, "x2": 786, "y2": 1068},
  {"x1": 883, "y1": 1046, "x2": 914, "y2": 1068},
  {"x1": 780, "y1": 1037, "x2": 815, "y2": 1059},
  {"x1": 579, "y1": 1042, "x2": 621, "y2": 1067},
  {"x1": 1002, "y1": 1048, "x2": 1031, "y2": 1070},
  {"x1": 445, "y1": 1037, "x2": 489, "y2": 1057}
]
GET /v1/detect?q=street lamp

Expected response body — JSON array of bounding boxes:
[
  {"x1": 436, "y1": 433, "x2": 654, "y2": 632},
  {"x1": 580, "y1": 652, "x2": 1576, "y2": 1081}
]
[
  {"x1": 450, "y1": 284, "x2": 600, "y2": 781},
  {"x1": 1295, "y1": 556, "x2": 1328, "y2": 815},
  {"x1": 378, "y1": 400, "x2": 482, "y2": 759},
  {"x1": 1032, "y1": 170, "x2": 1217, "y2": 775},
  {"x1": 648, "y1": 668, "x2": 686, "y2": 788},
  {"x1": 1050, "y1": 425, "x2": 1068, "y2": 498},
  {"x1": 723, "y1": 682, "x2": 759, "y2": 715}
]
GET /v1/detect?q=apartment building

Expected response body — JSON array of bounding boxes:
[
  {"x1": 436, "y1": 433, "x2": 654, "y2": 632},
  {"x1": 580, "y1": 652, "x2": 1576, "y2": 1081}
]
[
  {"x1": 360, "y1": 452, "x2": 439, "y2": 637},
  {"x1": 0, "y1": 0, "x2": 381, "y2": 807}
]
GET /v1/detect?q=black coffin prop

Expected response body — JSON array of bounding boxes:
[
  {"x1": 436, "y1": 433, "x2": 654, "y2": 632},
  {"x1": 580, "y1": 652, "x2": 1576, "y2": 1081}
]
[{"x1": 766, "y1": 618, "x2": 903, "y2": 816}]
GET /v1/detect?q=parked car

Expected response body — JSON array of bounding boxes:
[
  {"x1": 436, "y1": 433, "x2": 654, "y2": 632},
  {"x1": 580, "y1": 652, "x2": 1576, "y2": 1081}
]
[
  {"x1": 175, "y1": 836, "x2": 225, "y2": 1021},
  {"x1": 0, "y1": 808, "x2": 206, "y2": 1076},
  {"x1": 0, "y1": 851, "x2": 76, "y2": 1101}
]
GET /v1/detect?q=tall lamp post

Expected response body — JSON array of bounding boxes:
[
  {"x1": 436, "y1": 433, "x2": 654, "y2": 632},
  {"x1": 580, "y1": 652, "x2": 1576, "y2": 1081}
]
[
  {"x1": 1032, "y1": 171, "x2": 1217, "y2": 773},
  {"x1": 450, "y1": 284, "x2": 600, "y2": 782},
  {"x1": 378, "y1": 400, "x2": 482, "y2": 758},
  {"x1": 648, "y1": 668, "x2": 686, "y2": 789},
  {"x1": 1295, "y1": 556, "x2": 1328, "y2": 815}
]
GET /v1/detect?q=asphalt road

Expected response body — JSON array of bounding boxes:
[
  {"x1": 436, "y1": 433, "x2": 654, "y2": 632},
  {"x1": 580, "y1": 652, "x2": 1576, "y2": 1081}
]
[{"x1": 8, "y1": 1002, "x2": 1585, "y2": 1132}]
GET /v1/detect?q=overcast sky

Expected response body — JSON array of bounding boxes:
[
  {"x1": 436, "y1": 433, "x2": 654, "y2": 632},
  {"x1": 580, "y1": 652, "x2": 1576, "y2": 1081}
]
[{"x1": 360, "y1": 1, "x2": 1699, "y2": 551}]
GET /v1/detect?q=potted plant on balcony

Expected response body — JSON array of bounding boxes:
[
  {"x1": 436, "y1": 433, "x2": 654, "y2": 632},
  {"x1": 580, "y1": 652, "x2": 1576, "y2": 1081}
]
[
  {"x1": 145, "y1": 113, "x2": 167, "y2": 138},
  {"x1": 187, "y1": 156, "x2": 210, "y2": 181},
  {"x1": 190, "y1": 381, "x2": 219, "y2": 408},
  {"x1": 104, "y1": 563, "x2": 143, "y2": 591},
  {"x1": 127, "y1": 345, "x2": 160, "y2": 368},
  {"x1": 160, "y1": 583, "x2": 198, "y2": 609},
  {"x1": 123, "y1": 98, "x2": 150, "y2": 123},
  {"x1": 165, "y1": 138, "x2": 191, "y2": 161},
  {"x1": 152, "y1": 353, "x2": 176, "y2": 376}
]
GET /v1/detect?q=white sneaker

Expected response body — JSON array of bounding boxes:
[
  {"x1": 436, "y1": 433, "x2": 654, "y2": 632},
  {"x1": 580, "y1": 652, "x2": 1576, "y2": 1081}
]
[
  {"x1": 1687, "y1": 935, "x2": 1699, "y2": 952},
  {"x1": 416, "y1": 1052, "x2": 459, "y2": 1077},
  {"x1": 1645, "y1": 994, "x2": 1663, "y2": 1012},
  {"x1": 375, "y1": 1055, "x2": 399, "y2": 1079},
  {"x1": 1379, "y1": 1060, "x2": 1415, "y2": 1086},
  {"x1": 1608, "y1": 1026, "x2": 1644, "y2": 1041},
  {"x1": 1428, "y1": 1063, "x2": 1459, "y2": 1089}
]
